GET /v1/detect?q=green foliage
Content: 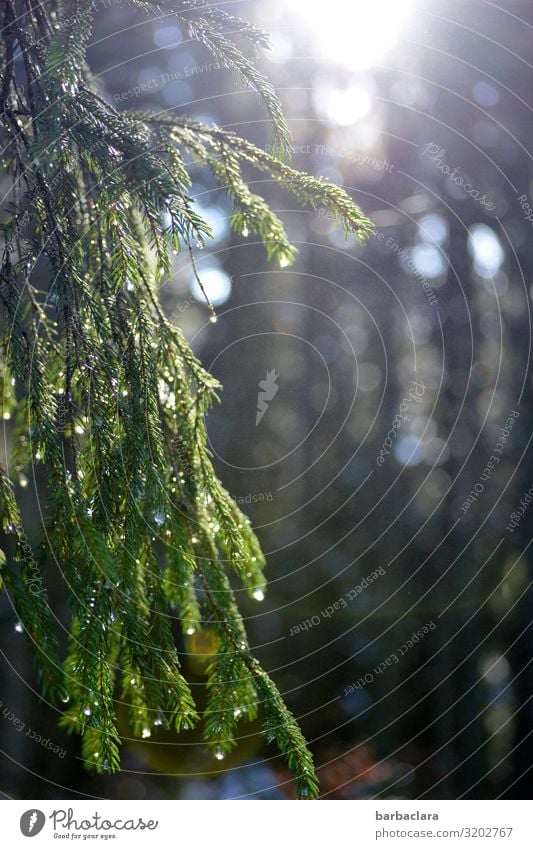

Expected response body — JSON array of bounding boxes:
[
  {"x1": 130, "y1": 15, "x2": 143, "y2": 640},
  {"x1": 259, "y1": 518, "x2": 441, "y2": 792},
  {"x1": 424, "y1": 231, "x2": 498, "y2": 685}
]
[{"x1": 0, "y1": 0, "x2": 373, "y2": 798}]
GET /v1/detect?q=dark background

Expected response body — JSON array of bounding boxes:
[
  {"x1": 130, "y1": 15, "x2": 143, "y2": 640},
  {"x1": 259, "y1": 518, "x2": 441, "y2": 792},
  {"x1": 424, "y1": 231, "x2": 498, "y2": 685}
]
[{"x1": 1, "y1": 0, "x2": 532, "y2": 799}]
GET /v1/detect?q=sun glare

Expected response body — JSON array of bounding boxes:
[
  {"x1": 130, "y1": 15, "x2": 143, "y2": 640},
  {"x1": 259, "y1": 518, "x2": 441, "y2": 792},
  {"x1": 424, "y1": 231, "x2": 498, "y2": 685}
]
[{"x1": 285, "y1": 0, "x2": 414, "y2": 69}]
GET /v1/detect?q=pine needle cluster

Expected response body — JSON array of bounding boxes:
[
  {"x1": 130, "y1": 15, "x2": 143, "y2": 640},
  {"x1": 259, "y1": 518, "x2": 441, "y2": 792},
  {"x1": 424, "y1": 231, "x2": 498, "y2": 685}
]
[{"x1": 0, "y1": 0, "x2": 373, "y2": 798}]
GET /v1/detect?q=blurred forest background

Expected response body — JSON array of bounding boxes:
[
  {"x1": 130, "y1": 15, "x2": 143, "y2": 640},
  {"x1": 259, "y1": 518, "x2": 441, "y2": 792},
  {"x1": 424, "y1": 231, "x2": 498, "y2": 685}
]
[{"x1": 1, "y1": 0, "x2": 533, "y2": 799}]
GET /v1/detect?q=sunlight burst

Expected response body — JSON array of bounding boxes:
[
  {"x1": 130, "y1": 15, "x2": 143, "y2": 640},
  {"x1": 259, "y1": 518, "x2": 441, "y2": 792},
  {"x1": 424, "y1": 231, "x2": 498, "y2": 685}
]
[{"x1": 286, "y1": 0, "x2": 415, "y2": 69}]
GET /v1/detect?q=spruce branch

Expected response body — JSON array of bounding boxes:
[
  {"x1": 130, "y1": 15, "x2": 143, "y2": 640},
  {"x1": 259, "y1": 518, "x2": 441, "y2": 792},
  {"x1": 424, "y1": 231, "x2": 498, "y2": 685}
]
[
  {"x1": 0, "y1": 0, "x2": 374, "y2": 798},
  {"x1": 119, "y1": 0, "x2": 291, "y2": 154}
]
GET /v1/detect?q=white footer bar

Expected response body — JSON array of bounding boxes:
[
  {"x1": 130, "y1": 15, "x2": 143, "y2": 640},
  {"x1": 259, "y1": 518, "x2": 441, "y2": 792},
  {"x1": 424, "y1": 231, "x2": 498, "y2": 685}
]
[{"x1": 3, "y1": 800, "x2": 529, "y2": 848}]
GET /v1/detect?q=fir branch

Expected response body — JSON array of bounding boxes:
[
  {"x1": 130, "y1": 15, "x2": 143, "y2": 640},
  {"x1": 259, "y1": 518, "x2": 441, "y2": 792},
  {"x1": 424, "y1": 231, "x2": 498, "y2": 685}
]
[
  {"x1": 119, "y1": 0, "x2": 292, "y2": 157},
  {"x1": 0, "y1": 0, "x2": 375, "y2": 798},
  {"x1": 144, "y1": 114, "x2": 375, "y2": 247}
]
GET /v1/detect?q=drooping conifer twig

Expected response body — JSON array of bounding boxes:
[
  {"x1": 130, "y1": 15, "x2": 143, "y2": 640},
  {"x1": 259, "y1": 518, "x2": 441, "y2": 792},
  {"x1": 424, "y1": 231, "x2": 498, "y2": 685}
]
[{"x1": 0, "y1": 0, "x2": 373, "y2": 797}]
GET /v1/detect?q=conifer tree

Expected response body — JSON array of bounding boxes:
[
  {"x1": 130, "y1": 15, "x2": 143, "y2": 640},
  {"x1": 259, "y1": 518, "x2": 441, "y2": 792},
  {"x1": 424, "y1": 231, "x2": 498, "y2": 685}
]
[{"x1": 0, "y1": 0, "x2": 373, "y2": 797}]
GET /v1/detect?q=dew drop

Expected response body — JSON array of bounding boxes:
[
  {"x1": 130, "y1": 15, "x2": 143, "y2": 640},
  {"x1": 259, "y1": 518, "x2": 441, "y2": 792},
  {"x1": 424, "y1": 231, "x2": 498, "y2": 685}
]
[
  {"x1": 14, "y1": 621, "x2": 23, "y2": 633},
  {"x1": 252, "y1": 589, "x2": 265, "y2": 602},
  {"x1": 83, "y1": 706, "x2": 92, "y2": 717},
  {"x1": 141, "y1": 727, "x2": 151, "y2": 739},
  {"x1": 214, "y1": 747, "x2": 225, "y2": 761}
]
